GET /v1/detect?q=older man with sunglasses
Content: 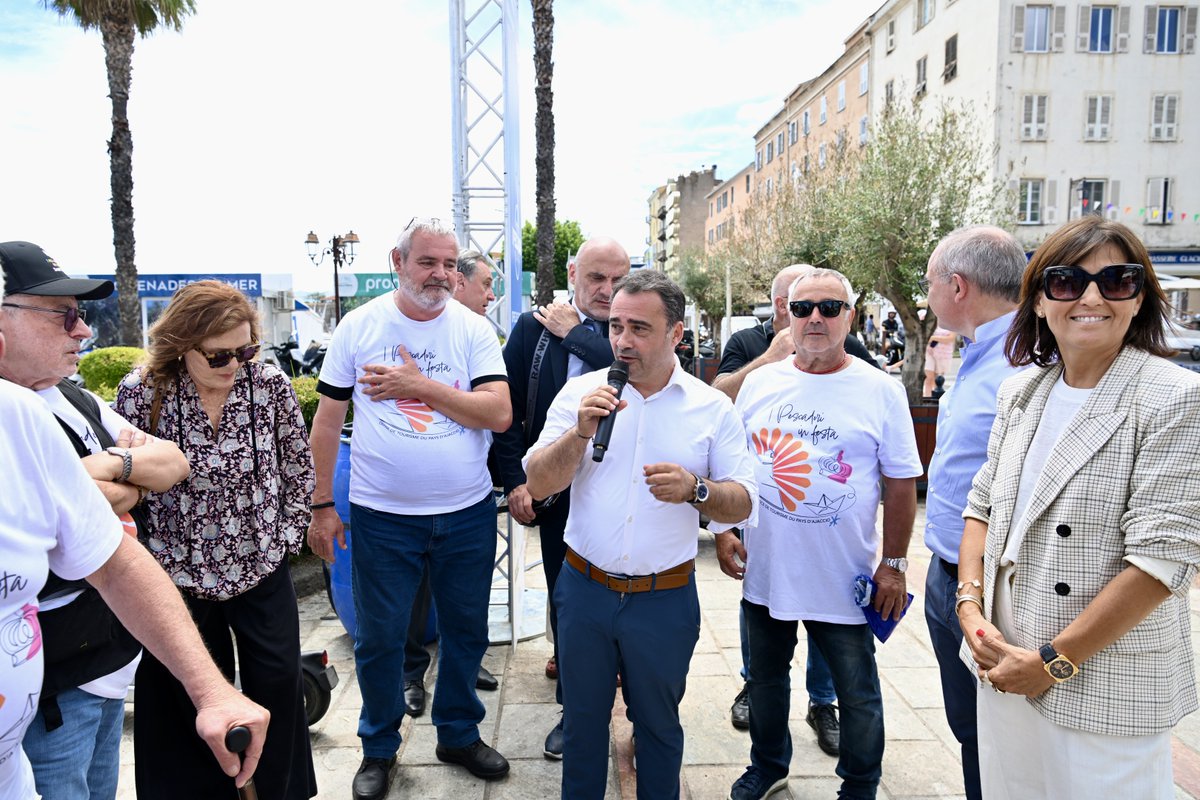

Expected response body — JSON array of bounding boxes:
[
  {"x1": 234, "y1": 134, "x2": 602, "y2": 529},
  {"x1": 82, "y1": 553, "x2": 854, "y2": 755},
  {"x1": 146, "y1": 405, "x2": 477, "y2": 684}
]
[
  {"x1": 717, "y1": 268, "x2": 921, "y2": 800},
  {"x1": 0, "y1": 241, "x2": 194, "y2": 799}
]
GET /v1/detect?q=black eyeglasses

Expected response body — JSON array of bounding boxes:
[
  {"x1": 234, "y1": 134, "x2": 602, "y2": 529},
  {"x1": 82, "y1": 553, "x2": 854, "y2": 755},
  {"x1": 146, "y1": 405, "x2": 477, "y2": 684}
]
[
  {"x1": 1042, "y1": 264, "x2": 1144, "y2": 302},
  {"x1": 195, "y1": 343, "x2": 260, "y2": 368},
  {"x1": 2, "y1": 302, "x2": 86, "y2": 332},
  {"x1": 789, "y1": 299, "x2": 850, "y2": 318}
]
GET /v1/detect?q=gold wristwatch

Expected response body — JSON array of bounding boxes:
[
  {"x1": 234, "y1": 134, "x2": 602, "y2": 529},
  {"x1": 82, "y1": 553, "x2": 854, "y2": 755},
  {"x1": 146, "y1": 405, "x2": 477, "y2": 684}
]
[{"x1": 1039, "y1": 643, "x2": 1080, "y2": 683}]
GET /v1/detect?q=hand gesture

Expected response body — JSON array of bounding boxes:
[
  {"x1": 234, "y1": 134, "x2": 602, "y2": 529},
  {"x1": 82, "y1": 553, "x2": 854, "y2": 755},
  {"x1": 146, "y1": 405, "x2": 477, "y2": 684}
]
[
  {"x1": 958, "y1": 611, "x2": 1007, "y2": 670},
  {"x1": 643, "y1": 462, "x2": 695, "y2": 504},
  {"x1": 507, "y1": 484, "x2": 536, "y2": 525},
  {"x1": 764, "y1": 328, "x2": 795, "y2": 362},
  {"x1": 193, "y1": 684, "x2": 270, "y2": 788},
  {"x1": 973, "y1": 634, "x2": 1054, "y2": 697},
  {"x1": 360, "y1": 346, "x2": 426, "y2": 402},
  {"x1": 307, "y1": 507, "x2": 346, "y2": 563},
  {"x1": 870, "y1": 561, "x2": 908, "y2": 621},
  {"x1": 714, "y1": 531, "x2": 747, "y2": 580},
  {"x1": 576, "y1": 385, "x2": 625, "y2": 439},
  {"x1": 534, "y1": 303, "x2": 586, "y2": 339}
]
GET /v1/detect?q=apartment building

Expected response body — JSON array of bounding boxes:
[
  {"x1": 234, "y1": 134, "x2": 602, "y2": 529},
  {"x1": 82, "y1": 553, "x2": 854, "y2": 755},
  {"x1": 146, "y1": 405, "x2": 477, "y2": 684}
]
[
  {"x1": 867, "y1": 0, "x2": 1198, "y2": 269},
  {"x1": 753, "y1": 21, "x2": 872, "y2": 196},
  {"x1": 646, "y1": 166, "x2": 720, "y2": 273},
  {"x1": 705, "y1": 161, "x2": 755, "y2": 252}
]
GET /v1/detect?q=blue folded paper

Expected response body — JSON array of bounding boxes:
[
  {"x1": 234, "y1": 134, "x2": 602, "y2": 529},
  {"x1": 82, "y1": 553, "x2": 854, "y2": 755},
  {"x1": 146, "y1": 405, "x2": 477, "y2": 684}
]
[{"x1": 852, "y1": 574, "x2": 913, "y2": 643}]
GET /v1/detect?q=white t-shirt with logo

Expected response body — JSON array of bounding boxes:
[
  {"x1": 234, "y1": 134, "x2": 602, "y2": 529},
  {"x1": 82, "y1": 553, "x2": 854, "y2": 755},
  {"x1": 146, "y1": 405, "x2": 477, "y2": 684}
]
[
  {"x1": 735, "y1": 358, "x2": 923, "y2": 623},
  {"x1": 38, "y1": 386, "x2": 142, "y2": 699},
  {"x1": 320, "y1": 294, "x2": 507, "y2": 514},
  {"x1": 0, "y1": 381, "x2": 124, "y2": 799}
]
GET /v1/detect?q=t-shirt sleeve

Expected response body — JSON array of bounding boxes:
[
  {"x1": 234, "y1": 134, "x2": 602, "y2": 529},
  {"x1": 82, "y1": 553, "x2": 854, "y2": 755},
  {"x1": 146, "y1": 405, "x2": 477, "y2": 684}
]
[
  {"x1": 26, "y1": 401, "x2": 125, "y2": 580},
  {"x1": 318, "y1": 314, "x2": 357, "y2": 392},
  {"x1": 716, "y1": 330, "x2": 752, "y2": 375},
  {"x1": 468, "y1": 317, "x2": 508, "y2": 387},
  {"x1": 878, "y1": 380, "x2": 924, "y2": 479}
]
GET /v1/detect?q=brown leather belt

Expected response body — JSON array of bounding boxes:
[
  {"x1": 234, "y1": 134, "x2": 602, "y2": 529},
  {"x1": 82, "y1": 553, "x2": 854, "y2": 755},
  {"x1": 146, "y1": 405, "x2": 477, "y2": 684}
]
[{"x1": 565, "y1": 547, "x2": 694, "y2": 593}]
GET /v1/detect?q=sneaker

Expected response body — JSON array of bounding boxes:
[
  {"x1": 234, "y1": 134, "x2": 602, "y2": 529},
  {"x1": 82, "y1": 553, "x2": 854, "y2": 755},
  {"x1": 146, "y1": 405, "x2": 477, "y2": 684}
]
[
  {"x1": 806, "y1": 702, "x2": 840, "y2": 756},
  {"x1": 728, "y1": 765, "x2": 787, "y2": 800},
  {"x1": 544, "y1": 714, "x2": 564, "y2": 760},
  {"x1": 351, "y1": 756, "x2": 395, "y2": 800},
  {"x1": 730, "y1": 683, "x2": 750, "y2": 730}
]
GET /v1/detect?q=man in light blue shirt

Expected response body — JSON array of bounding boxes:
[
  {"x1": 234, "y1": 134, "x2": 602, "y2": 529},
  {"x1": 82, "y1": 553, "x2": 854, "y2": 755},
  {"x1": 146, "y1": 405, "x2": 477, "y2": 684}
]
[{"x1": 921, "y1": 226, "x2": 1026, "y2": 800}]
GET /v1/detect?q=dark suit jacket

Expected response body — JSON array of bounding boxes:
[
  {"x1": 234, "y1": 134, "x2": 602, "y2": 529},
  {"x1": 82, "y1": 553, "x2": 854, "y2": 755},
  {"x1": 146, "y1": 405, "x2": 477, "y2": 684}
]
[{"x1": 493, "y1": 311, "x2": 614, "y2": 495}]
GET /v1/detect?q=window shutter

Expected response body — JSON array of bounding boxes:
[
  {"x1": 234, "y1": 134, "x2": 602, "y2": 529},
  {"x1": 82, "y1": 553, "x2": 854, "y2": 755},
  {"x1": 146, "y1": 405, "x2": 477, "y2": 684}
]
[
  {"x1": 1100, "y1": 96, "x2": 1111, "y2": 139},
  {"x1": 1078, "y1": 6, "x2": 1092, "y2": 50},
  {"x1": 1053, "y1": 6, "x2": 1067, "y2": 50},
  {"x1": 1152, "y1": 94, "x2": 1166, "y2": 139},
  {"x1": 1110, "y1": 180, "x2": 1120, "y2": 208},
  {"x1": 1145, "y1": 5, "x2": 1158, "y2": 53},
  {"x1": 1046, "y1": 179, "x2": 1058, "y2": 223},
  {"x1": 1013, "y1": 5, "x2": 1026, "y2": 51},
  {"x1": 1146, "y1": 178, "x2": 1164, "y2": 223},
  {"x1": 1037, "y1": 95, "x2": 1048, "y2": 138},
  {"x1": 1117, "y1": 6, "x2": 1131, "y2": 51},
  {"x1": 1164, "y1": 95, "x2": 1178, "y2": 139},
  {"x1": 1185, "y1": 6, "x2": 1198, "y2": 54}
]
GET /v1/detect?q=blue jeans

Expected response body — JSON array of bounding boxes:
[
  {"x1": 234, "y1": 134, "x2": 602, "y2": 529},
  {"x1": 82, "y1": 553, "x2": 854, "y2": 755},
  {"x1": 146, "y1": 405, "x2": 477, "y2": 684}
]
[
  {"x1": 23, "y1": 688, "x2": 124, "y2": 800},
  {"x1": 738, "y1": 604, "x2": 836, "y2": 704},
  {"x1": 351, "y1": 494, "x2": 496, "y2": 756},
  {"x1": 924, "y1": 555, "x2": 981, "y2": 800},
  {"x1": 556, "y1": 557, "x2": 700, "y2": 800},
  {"x1": 744, "y1": 600, "x2": 883, "y2": 799}
]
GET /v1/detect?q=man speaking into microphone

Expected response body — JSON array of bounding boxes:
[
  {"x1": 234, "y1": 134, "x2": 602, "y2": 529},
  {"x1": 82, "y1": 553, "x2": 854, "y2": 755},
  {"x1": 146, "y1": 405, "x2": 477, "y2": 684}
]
[{"x1": 524, "y1": 270, "x2": 757, "y2": 799}]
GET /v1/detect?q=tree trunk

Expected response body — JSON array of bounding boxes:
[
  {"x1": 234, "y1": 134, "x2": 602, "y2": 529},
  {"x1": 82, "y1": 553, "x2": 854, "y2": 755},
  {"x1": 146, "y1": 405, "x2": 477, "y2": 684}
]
[
  {"x1": 101, "y1": 13, "x2": 141, "y2": 346},
  {"x1": 532, "y1": 0, "x2": 556, "y2": 307}
]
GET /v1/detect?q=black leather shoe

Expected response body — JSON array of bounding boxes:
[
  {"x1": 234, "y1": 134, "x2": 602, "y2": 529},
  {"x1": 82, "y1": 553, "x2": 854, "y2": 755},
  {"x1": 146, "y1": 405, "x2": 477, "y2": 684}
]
[
  {"x1": 806, "y1": 702, "x2": 840, "y2": 756},
  {"x1": 730, "y1": 683, "x2": 750, "y2": 730},
  {"x1": 403, "y1": 680, "x2": 426, "y2": 717},
  {"x1": 435, "y1": 739, "x2": 510, "y2": 780},
  {"x1": 352, "y1": 755, "x2": 395, "y2": 800},
  {"x1": 476, "y1": 665, "x2": 499, "y2": 691},
  {"x1": 543, "y1": 715, "x2": 564, "y2": 760}
]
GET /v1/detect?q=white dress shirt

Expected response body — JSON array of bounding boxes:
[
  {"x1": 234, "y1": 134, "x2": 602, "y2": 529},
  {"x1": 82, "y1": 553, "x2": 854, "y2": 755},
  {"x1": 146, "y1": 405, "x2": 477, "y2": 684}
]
[{"x1": 525, "y1": 361, "x2": 758, "y2": 575}]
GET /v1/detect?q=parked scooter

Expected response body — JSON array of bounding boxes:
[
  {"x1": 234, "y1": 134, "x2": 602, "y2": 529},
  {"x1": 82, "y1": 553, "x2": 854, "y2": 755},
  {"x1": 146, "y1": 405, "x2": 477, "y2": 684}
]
[
  {"x1": 301, "y1": 649, "x2": 338, "y2": 726},
  {"x1": 266, "y1": 340, "x2": 326, "y2": 378}
]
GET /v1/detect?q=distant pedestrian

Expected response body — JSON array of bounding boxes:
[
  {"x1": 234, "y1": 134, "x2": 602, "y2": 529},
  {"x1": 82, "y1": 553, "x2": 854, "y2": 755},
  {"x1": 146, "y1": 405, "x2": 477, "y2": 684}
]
[{"x1": 864, "y1": 313, "x2": 878, "y2": 351}]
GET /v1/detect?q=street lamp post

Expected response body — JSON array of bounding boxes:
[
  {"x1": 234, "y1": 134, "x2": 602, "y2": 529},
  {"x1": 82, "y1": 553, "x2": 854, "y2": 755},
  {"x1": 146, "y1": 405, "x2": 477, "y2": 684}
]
[{"x1": 305, "y1": 231, "x2": 360, "y2": 324}]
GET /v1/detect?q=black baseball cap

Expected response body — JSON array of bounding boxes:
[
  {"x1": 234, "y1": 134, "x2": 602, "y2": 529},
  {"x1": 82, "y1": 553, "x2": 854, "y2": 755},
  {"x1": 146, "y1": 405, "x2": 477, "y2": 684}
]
[{"x1": 0, "y1": 241, "x2": 114, "y2": 300}]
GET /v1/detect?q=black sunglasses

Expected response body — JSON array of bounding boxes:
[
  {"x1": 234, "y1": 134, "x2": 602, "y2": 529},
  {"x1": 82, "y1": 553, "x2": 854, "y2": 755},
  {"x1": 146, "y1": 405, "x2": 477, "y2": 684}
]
[
  {"x1": 789, "y1": 299, "x2": 850, "y2": 318},
  {"x1": 1, "y1": 302, "x2": 86, "y2": 332},
  {"x1": 195, "y1": 343, "x2": 260, "y2": 369},
  {"x1": 1042, "y1": 264, "x2": 1144, "y2": 302}
]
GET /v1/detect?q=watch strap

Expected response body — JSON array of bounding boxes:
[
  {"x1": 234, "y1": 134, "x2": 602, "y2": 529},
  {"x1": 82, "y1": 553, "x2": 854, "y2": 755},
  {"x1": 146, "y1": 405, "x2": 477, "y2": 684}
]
[{"x1": 1039, "y1": 643, "x2": 1058, "y2": 664}]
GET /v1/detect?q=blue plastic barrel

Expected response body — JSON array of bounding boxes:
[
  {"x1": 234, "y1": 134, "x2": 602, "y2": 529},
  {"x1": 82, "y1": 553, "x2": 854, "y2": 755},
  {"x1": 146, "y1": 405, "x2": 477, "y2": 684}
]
[{"x1": 327, "y1": 427, "x2": 437, "y2": 643}]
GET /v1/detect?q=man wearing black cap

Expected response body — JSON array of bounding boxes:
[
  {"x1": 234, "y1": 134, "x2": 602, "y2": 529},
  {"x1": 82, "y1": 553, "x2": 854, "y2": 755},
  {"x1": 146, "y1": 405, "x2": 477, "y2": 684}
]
[{"x1": 0, "y1": 241, "x2": 195, "y2": 798}]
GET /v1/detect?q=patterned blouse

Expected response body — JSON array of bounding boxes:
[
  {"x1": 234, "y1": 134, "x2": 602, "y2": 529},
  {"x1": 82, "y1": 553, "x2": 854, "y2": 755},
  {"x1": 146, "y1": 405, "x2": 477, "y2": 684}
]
[{"x1": 115, "y1": 361, "x2": 315, "y2": 600}]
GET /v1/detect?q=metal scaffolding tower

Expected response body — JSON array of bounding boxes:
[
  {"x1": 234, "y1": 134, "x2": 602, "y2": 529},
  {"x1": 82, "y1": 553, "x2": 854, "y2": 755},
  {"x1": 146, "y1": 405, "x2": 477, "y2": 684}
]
[{"x1": 449, "y1": 0, "x2": 542, "y2": 649}]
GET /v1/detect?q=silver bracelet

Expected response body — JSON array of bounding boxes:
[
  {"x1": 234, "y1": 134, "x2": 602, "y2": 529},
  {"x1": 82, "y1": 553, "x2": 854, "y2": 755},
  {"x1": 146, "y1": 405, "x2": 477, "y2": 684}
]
[
  {"x1": 106, "y1": 447, "x2": 133, "y2": 483},
  {"x1": 955, "y1": 594, "x2": 984, "y2": 613},
  {"x1": 957, "y1": 578, "x2": 982, "y2": 592}
]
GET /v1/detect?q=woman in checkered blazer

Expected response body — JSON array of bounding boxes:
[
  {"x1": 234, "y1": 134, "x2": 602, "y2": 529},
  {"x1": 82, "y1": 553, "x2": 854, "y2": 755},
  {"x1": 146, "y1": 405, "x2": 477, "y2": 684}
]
[{"x1": 953, "y1": 216, "x2": 1200, "y2": 798}]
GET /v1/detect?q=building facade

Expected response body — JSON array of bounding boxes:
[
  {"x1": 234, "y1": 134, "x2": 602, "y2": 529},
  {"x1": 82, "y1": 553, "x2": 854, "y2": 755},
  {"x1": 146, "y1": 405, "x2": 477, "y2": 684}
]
[
  {"x1": 646, "y1": 166, "x2": 719, "y2": 273},
  {"x1": 705, "y1": 161, "x2": 756, "y2": 253}
]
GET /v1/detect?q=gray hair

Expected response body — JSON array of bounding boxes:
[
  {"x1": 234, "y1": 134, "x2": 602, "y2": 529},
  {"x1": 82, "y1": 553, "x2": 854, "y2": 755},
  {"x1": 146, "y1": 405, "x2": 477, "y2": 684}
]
[
  {"x1": 394, "y1": 217, "x2": 459, "y2": 261},
  {"x1": 457, "y1": 249, "x2": 487, "y2": 278},
  {"x1": 613, "y1": 270, "x2": 685, "y2": 327},
  {"x1": 772, "y1": 264, "x2": 816, "y2": 300},
  {"x1": 929, "y1": 225, "x2": 1025, "y2": 303},
  {"x1": 789, "y1": 267, "x2": 858, "y2": 305}
]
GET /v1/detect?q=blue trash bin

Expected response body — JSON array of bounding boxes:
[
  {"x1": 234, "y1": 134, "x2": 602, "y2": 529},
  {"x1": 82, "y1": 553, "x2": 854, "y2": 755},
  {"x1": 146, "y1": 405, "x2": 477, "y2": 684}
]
[{"x1": 327, "y1": 426, "x2": 436, "y2": 643}]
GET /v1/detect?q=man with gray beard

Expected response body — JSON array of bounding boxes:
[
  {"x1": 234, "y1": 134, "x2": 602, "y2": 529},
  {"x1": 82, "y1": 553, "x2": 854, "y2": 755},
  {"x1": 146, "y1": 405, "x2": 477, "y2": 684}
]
[{"x1": 307, "y1": 219, "x2": 513, "y2": 800}]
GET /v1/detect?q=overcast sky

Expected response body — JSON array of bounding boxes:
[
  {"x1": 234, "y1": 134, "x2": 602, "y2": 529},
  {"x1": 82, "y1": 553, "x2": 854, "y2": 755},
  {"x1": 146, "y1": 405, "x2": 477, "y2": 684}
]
[{"x1": 0, "y1": 0, "x2": 881, "y2": 293}]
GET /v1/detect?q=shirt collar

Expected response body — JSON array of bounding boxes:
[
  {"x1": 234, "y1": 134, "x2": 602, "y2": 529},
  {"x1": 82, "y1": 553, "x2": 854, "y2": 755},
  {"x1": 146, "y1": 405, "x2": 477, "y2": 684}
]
[
  {"x1": 966, "y1": 310, "x2": 1017, "y2": 348},
  {"x1": 571, "y1": 300, "x2": 588, "y2": 324}
]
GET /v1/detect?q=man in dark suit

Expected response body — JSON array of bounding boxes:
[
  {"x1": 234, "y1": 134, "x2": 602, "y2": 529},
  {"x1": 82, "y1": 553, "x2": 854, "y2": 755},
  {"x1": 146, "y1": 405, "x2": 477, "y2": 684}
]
[{"x1": 492, "y1": 236, "x2": 629, "y2": 759}]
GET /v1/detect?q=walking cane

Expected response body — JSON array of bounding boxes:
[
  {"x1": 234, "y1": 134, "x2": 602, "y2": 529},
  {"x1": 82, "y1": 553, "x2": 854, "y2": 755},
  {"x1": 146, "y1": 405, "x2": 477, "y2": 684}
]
[{"x1": 224, "y1": 726, "x2": 260, "y2": 800}]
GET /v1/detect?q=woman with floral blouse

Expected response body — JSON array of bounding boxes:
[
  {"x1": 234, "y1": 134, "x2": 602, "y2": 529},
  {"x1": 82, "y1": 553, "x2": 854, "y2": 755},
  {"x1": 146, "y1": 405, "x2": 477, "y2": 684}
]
[{"x1": 115, "y1": 280, "x2": 316, "y2": 799}]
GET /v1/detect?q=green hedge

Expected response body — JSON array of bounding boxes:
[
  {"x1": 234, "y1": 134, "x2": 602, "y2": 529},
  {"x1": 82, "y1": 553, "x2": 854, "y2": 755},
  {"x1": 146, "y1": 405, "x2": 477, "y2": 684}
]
[
  {"x1": 290, "y1": 376, "x2": 319, "y2": 431},
  {"x1": 78, "y1": 347, "x2": 145, "y2": 401}
]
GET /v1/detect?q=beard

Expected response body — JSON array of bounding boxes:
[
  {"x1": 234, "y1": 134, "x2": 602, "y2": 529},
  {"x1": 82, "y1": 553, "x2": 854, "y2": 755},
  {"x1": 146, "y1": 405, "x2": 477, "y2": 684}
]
[{"x1": 398, "y1": 270, "x2": 452, "y2": 312}]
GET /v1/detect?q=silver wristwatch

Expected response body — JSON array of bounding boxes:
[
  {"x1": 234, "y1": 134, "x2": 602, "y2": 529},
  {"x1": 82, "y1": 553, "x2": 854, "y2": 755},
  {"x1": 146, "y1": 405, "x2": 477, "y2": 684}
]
[{"x1": 882, "y1": 557, "x2": 908, "y2": 573}]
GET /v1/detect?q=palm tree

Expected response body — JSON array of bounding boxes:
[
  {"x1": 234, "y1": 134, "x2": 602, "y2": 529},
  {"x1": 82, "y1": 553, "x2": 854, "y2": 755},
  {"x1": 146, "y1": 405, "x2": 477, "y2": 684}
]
[
  {"x1": 532, "y1": 0, "x2": 556, "y2": 307},
  {"x1": 44, "y1": 0, "x2": 196, "y2": 346}
]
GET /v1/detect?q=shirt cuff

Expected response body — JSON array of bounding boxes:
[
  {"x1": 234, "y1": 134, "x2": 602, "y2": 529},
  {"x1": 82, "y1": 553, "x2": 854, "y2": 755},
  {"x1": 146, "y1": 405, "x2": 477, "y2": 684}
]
[{"x1": 1124, "y1": 554, "x2": 1187, "y2": 590}]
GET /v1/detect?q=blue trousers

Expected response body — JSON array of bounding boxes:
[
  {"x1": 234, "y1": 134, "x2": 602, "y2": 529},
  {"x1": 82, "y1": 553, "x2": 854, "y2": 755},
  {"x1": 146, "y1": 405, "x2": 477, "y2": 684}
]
[
  {"x1": 924, "y1": 555, "x2": 981, "y2": 800},
  {"x1": 351, "y1": 495, "x2": 495, "y2": 756},
  {"x1": 744, "y1": 600, "x2": 883, "y2": 799},
  {"x1": 555, "y1": 558, "x2": 700, "y2": 800},
  {"x1": 739, "y1": 603, "x2": 836, "y2": 704},
  {"x1": 23, "y1": 688, "x2": 124, "y2": 800}
]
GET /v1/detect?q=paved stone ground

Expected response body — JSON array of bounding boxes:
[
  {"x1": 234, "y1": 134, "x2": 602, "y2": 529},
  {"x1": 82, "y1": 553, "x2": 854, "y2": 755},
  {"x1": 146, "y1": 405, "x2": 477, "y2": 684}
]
[{"x1": 113, "y1": 496, "x2": 1200, "y2": 798}]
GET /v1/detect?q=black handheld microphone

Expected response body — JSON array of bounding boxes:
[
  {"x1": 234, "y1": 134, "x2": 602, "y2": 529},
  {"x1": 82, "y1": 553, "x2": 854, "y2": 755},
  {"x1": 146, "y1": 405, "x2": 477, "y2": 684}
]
[{"x1": 591, "y1": 361, "x2": 630, "y2": 463}]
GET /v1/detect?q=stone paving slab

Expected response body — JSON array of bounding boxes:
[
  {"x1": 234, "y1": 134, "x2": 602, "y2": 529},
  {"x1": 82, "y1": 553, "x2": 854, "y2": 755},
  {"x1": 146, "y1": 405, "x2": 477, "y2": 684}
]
[{"x1": 113, "y1": 500, "x2": 1200, "y2": 799}]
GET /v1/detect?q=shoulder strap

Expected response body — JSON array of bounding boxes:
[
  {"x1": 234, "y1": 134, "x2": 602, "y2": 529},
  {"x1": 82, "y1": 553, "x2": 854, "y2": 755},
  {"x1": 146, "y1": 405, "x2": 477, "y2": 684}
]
[
  {"x1": 525, "y1": 328, "x2": 552, "y2": 446},
  {"x1": 55, "y1": 379, "x2": 116, "y2": 450}
]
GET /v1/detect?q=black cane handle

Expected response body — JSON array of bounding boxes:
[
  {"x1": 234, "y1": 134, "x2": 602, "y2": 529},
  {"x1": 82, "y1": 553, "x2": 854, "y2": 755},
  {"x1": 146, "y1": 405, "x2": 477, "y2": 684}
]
[{"x1": 224, "y1": 726, "x2": 259, "y2": 800}]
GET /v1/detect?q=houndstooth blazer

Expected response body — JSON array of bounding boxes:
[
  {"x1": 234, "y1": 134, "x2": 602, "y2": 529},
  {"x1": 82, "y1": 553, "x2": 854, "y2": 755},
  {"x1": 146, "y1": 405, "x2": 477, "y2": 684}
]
[{"x1": 962, "y1": 347, "x2": 1200, "y2": 736}]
